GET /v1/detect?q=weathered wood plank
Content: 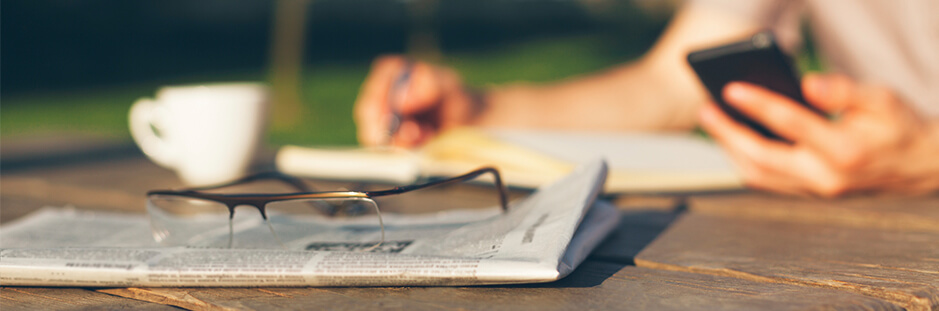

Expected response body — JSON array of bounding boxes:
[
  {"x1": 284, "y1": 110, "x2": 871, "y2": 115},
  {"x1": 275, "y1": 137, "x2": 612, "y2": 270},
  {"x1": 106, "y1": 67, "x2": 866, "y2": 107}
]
[
  {"x1": 690, "y1": 193, "x2": 939, "y2": 232},
  {"x1": 3, "y1": 157, "x2": 181, "y2": 197},
  {"x1": 98, "y1": 262, "x2": 901, "y2": 311},
  {"x1": 635, "y1": 213, "x2": 939, "y2": 311},
  {"x1": 1, "y1": 287, "x2": 180, "y2": 311},
  {"x1": 0, "y1": 157, "x2": 179, "y2": 224},
  {"x1": 4, "y1": 141, "x2": 916, "y2": 310},
  {"x1": 0, "y1": 134, "x2": 140, "y2": 173}
]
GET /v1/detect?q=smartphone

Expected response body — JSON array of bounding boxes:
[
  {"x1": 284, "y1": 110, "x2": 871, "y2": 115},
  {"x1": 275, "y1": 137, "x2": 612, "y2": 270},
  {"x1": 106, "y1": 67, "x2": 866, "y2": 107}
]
[{"x1": 687, "y1": 31, "x2": 824, "y2": 140}]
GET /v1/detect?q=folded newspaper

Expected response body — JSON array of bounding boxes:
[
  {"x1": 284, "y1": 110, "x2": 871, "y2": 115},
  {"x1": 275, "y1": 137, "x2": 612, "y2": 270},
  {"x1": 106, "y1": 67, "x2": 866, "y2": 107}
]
[{"x1": 0, "y1": 160, "x2": 618, "y2": 287}]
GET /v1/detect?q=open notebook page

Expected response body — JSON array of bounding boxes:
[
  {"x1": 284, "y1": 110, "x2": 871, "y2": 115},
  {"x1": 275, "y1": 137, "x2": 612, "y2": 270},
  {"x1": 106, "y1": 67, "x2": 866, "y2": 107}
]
[{"x1": 490, "y1": 129, "x2": 735, "y2": 173}]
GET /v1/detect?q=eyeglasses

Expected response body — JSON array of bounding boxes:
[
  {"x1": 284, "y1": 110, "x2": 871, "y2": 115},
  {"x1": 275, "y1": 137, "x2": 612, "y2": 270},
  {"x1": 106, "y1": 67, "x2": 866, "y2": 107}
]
[{"x1": 146, "y1": 168, "x2": 509, "y2": 251}]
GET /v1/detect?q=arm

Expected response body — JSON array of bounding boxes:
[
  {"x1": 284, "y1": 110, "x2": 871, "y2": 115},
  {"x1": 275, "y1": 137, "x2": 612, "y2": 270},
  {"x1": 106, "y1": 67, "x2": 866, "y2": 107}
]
[
  {"x1": 355, "y1": 4, "x2": 763, "y2": 147},
  {"x1": 477, "y1": 5, "x2": 762, "y2": 132}
]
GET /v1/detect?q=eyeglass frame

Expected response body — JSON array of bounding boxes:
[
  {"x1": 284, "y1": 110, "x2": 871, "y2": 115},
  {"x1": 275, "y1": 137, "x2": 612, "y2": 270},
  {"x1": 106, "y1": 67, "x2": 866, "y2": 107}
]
[{"x1": 146, "y1": 167, "x2": 510, "y2": 250}]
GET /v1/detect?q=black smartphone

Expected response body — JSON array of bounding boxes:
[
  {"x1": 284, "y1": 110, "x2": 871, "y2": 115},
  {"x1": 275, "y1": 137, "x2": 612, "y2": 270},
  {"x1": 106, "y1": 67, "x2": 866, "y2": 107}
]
[{"x1": 687, "y1": 31, "x2": 824, "y2": 140}]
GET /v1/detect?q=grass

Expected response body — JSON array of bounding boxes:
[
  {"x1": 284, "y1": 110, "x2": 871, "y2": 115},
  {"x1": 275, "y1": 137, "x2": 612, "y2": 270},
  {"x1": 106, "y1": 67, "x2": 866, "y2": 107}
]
[
  {"x1": 0, "y1": 70, "x2": 266, "y2": 141},
  {"x1": 1, "y1": 35, "x2": 636, "y2": 147},
  {"x1": 1, "y1": 87, "x2": 149, "y2": 140},
  {"x1": 1, "y1": 32, "x2": 820, "y2": 147}
]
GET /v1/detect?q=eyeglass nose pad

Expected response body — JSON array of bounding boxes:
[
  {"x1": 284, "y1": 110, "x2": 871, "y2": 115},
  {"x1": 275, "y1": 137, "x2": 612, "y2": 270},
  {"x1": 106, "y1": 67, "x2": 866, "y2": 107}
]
[
  {"x1": 302, "y1": 200, "x2": 338, "y2": 216},
  {"x1": 250, "y1": 204, "x2": 268, "y2": 220},
  {"x1": 339, "y1": 200, "x2": 374, "y2": 216}
]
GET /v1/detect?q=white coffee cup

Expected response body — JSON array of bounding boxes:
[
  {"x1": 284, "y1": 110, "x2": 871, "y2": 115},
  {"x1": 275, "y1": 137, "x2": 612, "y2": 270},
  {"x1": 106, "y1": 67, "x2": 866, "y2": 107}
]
[{"x1": 129, "y1": 83, "x2": 269, "y2": 186}]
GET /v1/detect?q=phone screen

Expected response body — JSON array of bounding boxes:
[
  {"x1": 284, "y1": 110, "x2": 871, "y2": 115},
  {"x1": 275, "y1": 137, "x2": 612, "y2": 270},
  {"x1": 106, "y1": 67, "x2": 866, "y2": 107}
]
[{"x1": 688, "y1": 31, "x2": 823, "y2": 140}]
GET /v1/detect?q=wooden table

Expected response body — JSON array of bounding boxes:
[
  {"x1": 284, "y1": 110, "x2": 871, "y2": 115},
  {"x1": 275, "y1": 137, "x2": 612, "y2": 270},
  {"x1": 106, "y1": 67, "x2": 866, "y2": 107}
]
[{"x1": 1, "y1": 139, "x2": 937, "y2": 310}]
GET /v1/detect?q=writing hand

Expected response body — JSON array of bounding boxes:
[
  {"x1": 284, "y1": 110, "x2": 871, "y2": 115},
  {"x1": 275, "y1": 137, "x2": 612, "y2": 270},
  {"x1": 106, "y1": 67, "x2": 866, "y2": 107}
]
[
  {"x1": 354, "y1": 56, "x2": 482, "y2": 148},
  {"x1": 700, "y1": 74, "x2": 939, "y2": 197}
]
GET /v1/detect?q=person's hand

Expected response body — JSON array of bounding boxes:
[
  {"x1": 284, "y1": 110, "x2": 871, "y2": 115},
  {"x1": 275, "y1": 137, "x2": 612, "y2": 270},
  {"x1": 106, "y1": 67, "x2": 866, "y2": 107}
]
[
  {"x1": 354, "y1": 56, "x2": 483, "y2": 148},
  {"x1": 699, "y1": 73, "x2": 939, "y2": 197}
]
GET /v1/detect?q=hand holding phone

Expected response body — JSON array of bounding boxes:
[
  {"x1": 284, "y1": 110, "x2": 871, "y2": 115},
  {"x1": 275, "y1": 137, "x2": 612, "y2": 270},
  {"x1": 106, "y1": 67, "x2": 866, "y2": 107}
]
[{"x1": 688, "y1": 31, "x2": 825, "y2": 140}]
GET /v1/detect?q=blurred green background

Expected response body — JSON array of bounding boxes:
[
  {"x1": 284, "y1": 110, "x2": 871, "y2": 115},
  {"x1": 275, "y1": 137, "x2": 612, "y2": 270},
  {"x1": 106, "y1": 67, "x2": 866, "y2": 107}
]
[{"x1": 1, "y1": 0, "x2": 676, "y2": 147}]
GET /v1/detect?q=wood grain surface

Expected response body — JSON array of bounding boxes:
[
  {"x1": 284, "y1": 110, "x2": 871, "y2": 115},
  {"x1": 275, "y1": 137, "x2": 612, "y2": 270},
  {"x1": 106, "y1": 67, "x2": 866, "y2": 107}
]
[
  {"x1": 0, "y1": 287, "x2": 181, "y2": 311},
  {"x1": 1, "y1": 157, "x2": 180, "y2": 220},
  {"x1": 689, "y1": 193, "x2": 939, "y2": 233},
  {"x1": 2, "y1": 139, "x2": 936, "y2": 310},
  {"x1": 635, "y1": 213, "x2": 939, "y2": 311},
  {"x1": 96, "y1": 263, "x2": 902, "y2": 311}
]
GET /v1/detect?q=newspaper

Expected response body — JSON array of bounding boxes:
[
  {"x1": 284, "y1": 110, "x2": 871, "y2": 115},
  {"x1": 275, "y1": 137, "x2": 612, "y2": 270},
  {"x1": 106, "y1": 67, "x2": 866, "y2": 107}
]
[{"x1": 0, "y1": 160, "x2": 618, "y2": 287}]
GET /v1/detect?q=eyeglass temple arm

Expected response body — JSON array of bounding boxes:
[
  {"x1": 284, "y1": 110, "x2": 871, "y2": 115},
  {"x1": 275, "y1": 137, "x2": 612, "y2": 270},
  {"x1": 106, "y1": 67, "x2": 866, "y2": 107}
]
[{"x1": 366, "y1": 167, "x2": 510, "y2": 212}]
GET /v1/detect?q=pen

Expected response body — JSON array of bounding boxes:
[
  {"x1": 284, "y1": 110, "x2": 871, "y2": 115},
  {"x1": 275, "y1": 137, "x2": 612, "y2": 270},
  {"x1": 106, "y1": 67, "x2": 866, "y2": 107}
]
[{"x1": 387, "y1": 62, "x2": 414, "y2": 145}]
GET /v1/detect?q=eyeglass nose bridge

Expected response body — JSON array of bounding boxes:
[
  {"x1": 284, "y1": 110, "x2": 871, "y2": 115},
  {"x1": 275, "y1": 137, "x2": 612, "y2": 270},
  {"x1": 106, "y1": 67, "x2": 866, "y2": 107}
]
[
  {"x1": 225, "y1": 201, "x2": 270, "y2": 220},
  {"x1": 225, "y1": 201, "x2": 290, "y2": 249}
]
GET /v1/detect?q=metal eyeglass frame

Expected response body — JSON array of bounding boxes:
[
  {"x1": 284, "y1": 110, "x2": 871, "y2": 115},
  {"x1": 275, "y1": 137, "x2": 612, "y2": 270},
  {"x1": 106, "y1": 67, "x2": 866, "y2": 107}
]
[{"x1": 147, "y1": 167, "x2": 510, "y2": 250}]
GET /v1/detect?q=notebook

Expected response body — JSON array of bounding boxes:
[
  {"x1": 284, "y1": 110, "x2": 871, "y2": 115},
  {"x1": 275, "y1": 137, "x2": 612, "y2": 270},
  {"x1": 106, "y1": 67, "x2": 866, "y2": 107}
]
[{"x1": 276, "y1": 128, "x2": 743, "y2": 193}]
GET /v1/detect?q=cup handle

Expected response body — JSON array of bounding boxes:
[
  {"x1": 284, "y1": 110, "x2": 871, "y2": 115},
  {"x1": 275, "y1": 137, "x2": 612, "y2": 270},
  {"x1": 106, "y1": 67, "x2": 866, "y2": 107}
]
[{"x1": 129, "y1": 99, "x2": 177, "y2": 168}]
